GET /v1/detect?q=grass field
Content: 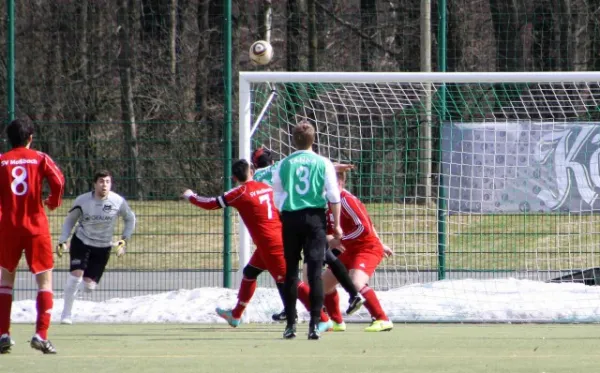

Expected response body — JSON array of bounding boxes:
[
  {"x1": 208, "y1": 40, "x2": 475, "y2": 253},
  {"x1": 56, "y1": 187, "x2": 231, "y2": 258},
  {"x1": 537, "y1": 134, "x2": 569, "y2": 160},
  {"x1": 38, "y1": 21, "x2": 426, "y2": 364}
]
[
  {"x1": 2, "y1": 323, "x2": 600, "y2": 373},
  {"x1": 26, "y1": 199, "x2": 600, "y2": 272}
]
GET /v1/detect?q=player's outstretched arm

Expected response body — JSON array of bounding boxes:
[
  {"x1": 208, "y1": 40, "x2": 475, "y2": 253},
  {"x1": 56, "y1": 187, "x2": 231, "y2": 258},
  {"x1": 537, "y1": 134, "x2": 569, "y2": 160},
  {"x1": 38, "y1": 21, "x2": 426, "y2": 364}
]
[{"x1": 182, "y1": 185, "x2": 245, "y2": 211}]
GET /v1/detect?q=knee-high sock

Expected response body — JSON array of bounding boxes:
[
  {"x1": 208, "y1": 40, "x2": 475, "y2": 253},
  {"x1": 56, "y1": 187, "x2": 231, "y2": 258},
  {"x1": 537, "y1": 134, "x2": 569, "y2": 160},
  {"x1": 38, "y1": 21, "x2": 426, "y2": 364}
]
[
  {"x1": 325, "y1": 250, "x2": 358, "y2": 297},
  {"x1": 305, "y1": 259, "x2": 324, "y2": 325},
  {"x1": 360, "y1": 286, "x2": 388, "y2": 321},
  {"x1": 232, "y1": 277, "x2": 257, "y2": 319},
  {"x1": 36, "y1": 290, "x2": 53, "y2": 340},
  {"x1": 0, "y1": 285, "x2": 13, "y2": 335},
  {"x1": 324, "y1": 289, "x2": 344, "y2": 324},
  {"x1": 297, "y1": 281, "x2": 330, "y2": 322},
  {"x1": 61, "y1": 275, "x2": 82, "y2": 319}
]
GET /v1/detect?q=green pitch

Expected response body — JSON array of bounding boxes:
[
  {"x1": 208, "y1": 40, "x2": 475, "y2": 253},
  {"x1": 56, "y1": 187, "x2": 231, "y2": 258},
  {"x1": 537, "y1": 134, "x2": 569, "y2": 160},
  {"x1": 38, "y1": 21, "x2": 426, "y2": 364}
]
[{"x1": 2, "y1": 323, "x2": 599, "y2": 373}]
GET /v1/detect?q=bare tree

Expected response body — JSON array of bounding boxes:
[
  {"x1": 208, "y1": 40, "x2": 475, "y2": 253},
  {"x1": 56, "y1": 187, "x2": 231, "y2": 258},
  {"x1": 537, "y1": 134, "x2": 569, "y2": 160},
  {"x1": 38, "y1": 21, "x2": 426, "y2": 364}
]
[
  {"x1": 360, "y1": 0, "x2": 376, "y2": 71},
  {"x1": 258, "y1": 0, "x2": 273, "y2": 42},
  {"x1": 117, "y1": 0, "x2": 143, "y2": 199},
  {"x1": 287, "y1": 0, "x2": 301, "y2": 71}
]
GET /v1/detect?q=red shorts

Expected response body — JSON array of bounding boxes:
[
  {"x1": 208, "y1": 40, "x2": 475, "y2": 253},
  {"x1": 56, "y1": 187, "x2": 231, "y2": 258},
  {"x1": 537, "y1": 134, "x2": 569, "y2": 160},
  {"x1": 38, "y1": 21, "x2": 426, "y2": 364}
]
[
  {"x1": 248, "y1": 245, "x2": 286, "y2": 283},
  {"x1": 337, "y1": 247, "x2": 383, "y2": 277},
  {"x1": 0, "y1": 234, "x2": 53, "y2": 274}
]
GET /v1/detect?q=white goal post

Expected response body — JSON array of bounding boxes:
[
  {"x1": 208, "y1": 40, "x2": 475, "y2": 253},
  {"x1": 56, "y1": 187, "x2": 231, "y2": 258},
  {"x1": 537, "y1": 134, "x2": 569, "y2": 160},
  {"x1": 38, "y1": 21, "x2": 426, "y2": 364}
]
[{"x1": 237, "y1": 71, "x2": 600, "y2": 322}]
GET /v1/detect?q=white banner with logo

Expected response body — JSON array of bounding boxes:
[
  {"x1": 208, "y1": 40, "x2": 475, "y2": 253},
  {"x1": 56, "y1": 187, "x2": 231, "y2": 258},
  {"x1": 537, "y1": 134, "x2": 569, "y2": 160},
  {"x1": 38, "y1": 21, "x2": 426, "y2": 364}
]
[{"x1": 441, "y1": 121, "x2": 600, "y2": 213}]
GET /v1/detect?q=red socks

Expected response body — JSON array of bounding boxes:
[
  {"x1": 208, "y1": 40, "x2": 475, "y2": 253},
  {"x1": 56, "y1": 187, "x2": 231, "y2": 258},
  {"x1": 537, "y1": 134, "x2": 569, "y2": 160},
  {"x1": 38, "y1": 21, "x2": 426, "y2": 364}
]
[
  {"x1": 36, "y1": 290, "x2": 53, "y2": 340},
  {"x1": 324, "y1": 290, "x2": 344, "y2": 324},
  {"x1": 0, "y1": 286, "x2": 13, "y2": 335},
  {"x1": 297, "y1": 281, "x2": 330, "y2": 322},
  {"x1": 232, "y1": 278, "x2": 257, "y2": 319},
  {"x1": 360, "y1": 286, "x2": 388, "y2": 321}
]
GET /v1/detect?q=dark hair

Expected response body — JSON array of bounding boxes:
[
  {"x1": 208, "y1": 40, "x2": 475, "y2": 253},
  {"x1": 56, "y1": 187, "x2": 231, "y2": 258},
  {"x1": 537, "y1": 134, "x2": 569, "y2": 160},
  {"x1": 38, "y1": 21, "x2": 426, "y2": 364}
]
[
  {"x1": 6, "y1": 117, "x2": 34, "y2": 148},
  {"x1": 93, "y1": 170, "x2": 112, "y2": 183},
  {"x1": 292, "y1": 120, "x2": 315, "y2": 149},
  {"x1": 232, "y1": 159, "x2": 251, "y2": 182},
  {"x1": 252, "y1": 147, "x2": 273, "y2": 169}
]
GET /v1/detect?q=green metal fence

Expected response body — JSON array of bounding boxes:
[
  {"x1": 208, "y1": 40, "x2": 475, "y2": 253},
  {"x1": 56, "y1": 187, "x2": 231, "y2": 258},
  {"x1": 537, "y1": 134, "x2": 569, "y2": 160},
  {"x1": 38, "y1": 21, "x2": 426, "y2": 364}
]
[{"x1": 2, "y1": 0, "x2": 600, "y2": 300}]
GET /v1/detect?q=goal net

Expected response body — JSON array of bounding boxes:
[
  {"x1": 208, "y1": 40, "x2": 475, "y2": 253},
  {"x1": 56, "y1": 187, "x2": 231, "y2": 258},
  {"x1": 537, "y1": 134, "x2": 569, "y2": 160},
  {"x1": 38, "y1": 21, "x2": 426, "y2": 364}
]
[{"x1": 238, "y1": 72, "x2": 600, "y2": 323}]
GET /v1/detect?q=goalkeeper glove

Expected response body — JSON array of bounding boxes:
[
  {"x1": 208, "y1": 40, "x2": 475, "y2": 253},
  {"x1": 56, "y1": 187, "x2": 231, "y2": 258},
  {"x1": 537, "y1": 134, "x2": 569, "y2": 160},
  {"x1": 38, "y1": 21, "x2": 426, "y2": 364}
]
[
  {"x1": 56, "y1": 242, "x2": 67, "y2": 258},
  {"x1": 114, "y1": 240, "x2": 126, "y2": 257}
]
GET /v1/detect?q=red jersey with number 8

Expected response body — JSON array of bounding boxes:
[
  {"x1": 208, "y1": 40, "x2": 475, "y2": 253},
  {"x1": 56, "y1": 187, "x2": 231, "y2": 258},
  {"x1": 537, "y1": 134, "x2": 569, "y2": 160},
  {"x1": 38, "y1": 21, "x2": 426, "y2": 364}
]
[
  {"x1": 0, "y1": 147, "x2": 65, "y2": 236},
  {"x1": 187, "y1": 180, "x2": 282, "y2": 250}
]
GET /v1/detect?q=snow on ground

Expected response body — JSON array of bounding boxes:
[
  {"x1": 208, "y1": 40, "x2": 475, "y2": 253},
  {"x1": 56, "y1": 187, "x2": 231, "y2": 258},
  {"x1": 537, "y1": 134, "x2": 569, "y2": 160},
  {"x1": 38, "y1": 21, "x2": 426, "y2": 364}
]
[{"x1": 10, "y1": 278, "x2": 600, "y2": 323}]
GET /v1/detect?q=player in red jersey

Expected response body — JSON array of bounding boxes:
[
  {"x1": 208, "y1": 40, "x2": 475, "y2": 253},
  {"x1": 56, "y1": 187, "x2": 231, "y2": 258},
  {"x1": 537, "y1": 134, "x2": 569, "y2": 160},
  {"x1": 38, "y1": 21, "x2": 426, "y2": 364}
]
[
  {"x1": 322, "y1": 169, "x2": 394, "y2": 332},
  {"x1": 0, "y1": 117, "x2": 65, "y2": 354},
  {"x1": 181, "y1": 159, "x2": 333, "y2": 332}
]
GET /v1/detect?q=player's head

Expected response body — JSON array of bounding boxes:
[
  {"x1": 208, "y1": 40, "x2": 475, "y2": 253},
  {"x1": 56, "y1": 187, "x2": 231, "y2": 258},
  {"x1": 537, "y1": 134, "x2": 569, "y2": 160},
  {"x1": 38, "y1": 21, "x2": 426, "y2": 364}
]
[
  {"x1": 93, "y1": 170, "x2": 112, "y2": 198},
  {"x1": 232, "y1": 159, "x2": 252, "y2": 183},
  {"x1": 292, "y1": 119, "x2": 315, "y2": 150},
  {"x1": 6, "y1": 117, "x2": 34, "y2": 148},
  {"x1": 251, "y1": 146, "x2": 274, "y2": 169}
]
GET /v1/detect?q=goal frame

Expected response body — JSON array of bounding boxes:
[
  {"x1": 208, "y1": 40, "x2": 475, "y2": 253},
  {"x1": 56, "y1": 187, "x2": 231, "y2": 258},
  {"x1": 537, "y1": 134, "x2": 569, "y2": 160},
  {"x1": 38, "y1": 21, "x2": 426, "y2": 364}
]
[{"x1": 237, "y1": 71, "x2": 600, "y2": 283}]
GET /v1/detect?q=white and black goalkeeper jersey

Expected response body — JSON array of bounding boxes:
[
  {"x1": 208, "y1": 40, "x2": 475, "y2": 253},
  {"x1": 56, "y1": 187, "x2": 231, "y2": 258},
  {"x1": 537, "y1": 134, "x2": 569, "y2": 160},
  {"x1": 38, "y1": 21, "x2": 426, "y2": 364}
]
[{"x1": 59, "y1": 191, "x2": 136, "y2": 248}]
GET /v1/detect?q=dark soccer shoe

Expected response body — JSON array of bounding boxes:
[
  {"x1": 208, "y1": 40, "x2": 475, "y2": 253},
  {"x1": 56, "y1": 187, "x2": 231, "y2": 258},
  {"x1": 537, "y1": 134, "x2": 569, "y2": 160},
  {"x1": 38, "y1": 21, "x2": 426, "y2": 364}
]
[
  {"x1": 0, "y1": 334, "x2": 12, "y2": 354},
  {"x1": 346, "y1": 295, "x2": 364, "y2": 315},
  {"x1": 272, "y1": 309, "x2": 298, "y2": 323},
  {"x1": 307, "y1": 322, "x2": 320, "y2": 340},
  {"x1": 283, "y1": 324, "x2": 297, "y2": 339},
  {"x1": 30, "y1": 335, "x2": 57, "y2": 354}
]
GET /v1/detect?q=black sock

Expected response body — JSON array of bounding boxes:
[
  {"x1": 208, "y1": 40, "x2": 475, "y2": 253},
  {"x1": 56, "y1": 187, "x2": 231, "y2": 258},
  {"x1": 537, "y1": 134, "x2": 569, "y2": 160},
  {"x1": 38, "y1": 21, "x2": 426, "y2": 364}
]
[
  {"x1": 325, "y1": 250, "x2": 358, "y2": 297},
  {"x1": 276, "y1": 282, "x2": 286, "y2": 309}
]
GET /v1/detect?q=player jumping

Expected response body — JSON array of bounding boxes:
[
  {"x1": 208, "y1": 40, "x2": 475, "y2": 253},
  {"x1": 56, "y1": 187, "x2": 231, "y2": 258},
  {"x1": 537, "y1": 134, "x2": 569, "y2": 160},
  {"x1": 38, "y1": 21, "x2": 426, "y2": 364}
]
[
  {"x1": 0, "y1": 117, "x2": 65, "y2": 354},
  {"x1": 323, "y1": 169, "x2": 394, "y2": 332},
  {"x1": 57, "y1": 170, "x2": 136, "y2": 325},
  {"x1": 251, "y1": 147, "x2": 364, "y2": 322},
  {"x1": 182, "y1": 159, "x2": 333, "y2": 333}
]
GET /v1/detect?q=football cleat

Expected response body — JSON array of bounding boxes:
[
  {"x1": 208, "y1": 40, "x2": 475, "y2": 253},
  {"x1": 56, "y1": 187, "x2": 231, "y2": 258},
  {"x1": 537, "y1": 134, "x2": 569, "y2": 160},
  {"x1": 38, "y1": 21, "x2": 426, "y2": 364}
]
[
  {"x1": 271, "y1": 309, "x2": 298, "y2": 323},
  {"x1": 30, "y1": 334, "x2": 57, "y2": 354},
  {"x1": 283, "y1": 324, "x2": 297, "y2": 339},
  {"x1": 308, "y1": 322, "x2": 321, "y2": 340},
  {"x1": 317, "y1": 319, "x2": 333, "y2": 333},
  {"x1": 216, "y1": 307, "x2": 241, "y2": 328},
  {"x1": 0, "y1": 334, "x2": 12, "y2": 354},
  {"x1": 346, "y1": 295, "x2": 364, "y2": 315},
  {"x1": 331, "y1": 321, "x2": 347, "y2": 332},
  {"x1": 364, "y1": 319, "x2": 393, "y2": 332}
]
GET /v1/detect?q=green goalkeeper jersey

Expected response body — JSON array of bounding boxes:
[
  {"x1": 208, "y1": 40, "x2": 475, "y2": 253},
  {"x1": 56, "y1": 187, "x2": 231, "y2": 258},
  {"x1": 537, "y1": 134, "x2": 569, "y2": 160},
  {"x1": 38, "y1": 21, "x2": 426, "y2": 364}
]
[
  {"x1": 253, "y1": 161, "x2": 279, "y2": 186},
  {"x1": 273, "y1": 150, "x2": 340, "y2": 212}
]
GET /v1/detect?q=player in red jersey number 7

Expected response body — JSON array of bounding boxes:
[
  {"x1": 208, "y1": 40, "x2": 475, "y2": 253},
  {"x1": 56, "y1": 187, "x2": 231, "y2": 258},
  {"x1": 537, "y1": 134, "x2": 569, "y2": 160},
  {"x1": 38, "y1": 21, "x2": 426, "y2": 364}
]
[
  {"x1": 181, "y1": 159, "x2": 333, "y2": 333},
  {"x1": 323, "y1": 170, "x2": 394, "y2": 332},
  {"x1": 0, "y1": 118, "x2": 65, "y2": 354}
]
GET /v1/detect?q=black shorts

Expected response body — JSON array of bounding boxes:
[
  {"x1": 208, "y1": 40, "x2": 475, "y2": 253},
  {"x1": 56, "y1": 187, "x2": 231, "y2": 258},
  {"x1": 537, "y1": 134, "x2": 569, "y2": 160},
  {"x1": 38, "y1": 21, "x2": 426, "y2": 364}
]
[
  {"x1": 281, "y1": 208, "x2": 327, "y2": 264},
  {"x1": 69, "y1": 234, "x2": 112, "y2": 283}
]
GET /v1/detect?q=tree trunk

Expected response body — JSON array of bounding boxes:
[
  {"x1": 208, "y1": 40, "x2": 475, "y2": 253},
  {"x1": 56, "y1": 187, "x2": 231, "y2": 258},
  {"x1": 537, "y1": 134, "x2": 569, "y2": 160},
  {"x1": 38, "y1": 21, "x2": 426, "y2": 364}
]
[
  {"x1": 118, "y1": 0, "x2": 143, "y2": 199},
  {"x1": 258, "y1": 0, "x2": 273, "y2": 42},
  {"x1": 489, "y1": 0, "x2": 531, "y2": 72},
  {"x1": 308, "y1": 0, "x2": 317, "y2": 71},
  {"x1": 568, "y1": 0, "x2": 591, "y2": 71},
  {"x1": 359, "y1": 0, "x2": 376, "y2": 71},
  {"x1": 447, "y1": 0, "x2": 496, "y2": 72},
  {"x1": 287, "y1": 0, "x2": 301, "y2": 71},
  {"x1": 170, "y1": 0, "x2": 178, "y2": 81}
]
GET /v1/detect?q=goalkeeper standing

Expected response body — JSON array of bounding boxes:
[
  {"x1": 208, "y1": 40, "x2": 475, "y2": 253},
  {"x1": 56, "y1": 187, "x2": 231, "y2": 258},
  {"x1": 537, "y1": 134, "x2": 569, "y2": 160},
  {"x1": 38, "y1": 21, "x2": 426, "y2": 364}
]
[
  {"x1": 57, "y1": 170, "x2": 136, "y2": 324},
  {"x1": 272, "y1": 120, "x2": 343, "y2": 340}
]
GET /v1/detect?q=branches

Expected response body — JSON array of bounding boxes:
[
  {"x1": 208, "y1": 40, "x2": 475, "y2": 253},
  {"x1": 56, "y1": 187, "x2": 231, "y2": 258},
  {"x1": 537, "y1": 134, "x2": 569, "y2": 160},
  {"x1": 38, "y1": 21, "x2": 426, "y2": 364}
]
[{"x1": 314, "y1": 0, "x2": 398, "y2": 57}]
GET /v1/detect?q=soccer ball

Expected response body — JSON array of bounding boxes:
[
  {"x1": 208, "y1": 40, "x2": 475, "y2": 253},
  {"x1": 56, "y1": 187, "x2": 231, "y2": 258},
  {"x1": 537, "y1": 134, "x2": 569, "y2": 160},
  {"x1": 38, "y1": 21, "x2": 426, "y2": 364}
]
[{"x1": 249, "y1": 40, "x2": 273, "y2": 65}]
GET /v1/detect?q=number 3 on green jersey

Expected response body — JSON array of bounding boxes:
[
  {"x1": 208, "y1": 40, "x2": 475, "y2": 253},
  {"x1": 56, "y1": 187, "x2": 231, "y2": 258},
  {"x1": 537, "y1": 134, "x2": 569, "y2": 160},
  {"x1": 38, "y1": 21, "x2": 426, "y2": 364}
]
[{"x1": 274, "y1": 151, "x2": 332, "y2": 211}]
